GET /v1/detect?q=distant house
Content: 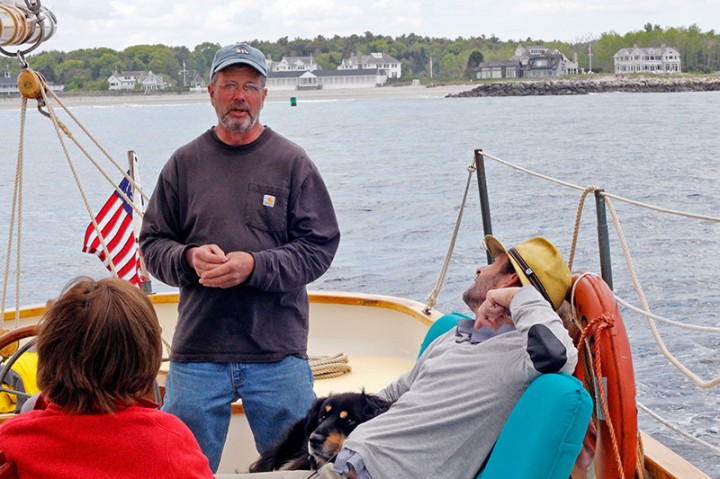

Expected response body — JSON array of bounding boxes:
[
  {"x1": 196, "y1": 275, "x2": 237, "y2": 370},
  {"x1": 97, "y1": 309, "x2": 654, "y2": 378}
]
[
  {"x1": 266, "y1": 69, "x2": 388, "y2": 91},
  {"x1": 107, "y1": 70, "x2": 168, "y2": 91},
  {"x1": 108, "y1": 70, "x2": 144, "y2": 90},
  {"x1": 475, "y1": 60, "x2": 522, "y2": 80},
  {"x1": 271, "y1": 56, "x2": 318, "y2": 72},
  {"x1": 516, "y1": 45, "x2": 579, "y2": 77},
  {"x1": 139, "y1": 71, "x2": 167, "y2": 92},
  {"x1": 0, "y1": 68, "x2": 17, "y2": 94},
  {"x1": 189, "y1": 73, "x2": 206, "y2": 92},
  {"x1": 475, "y1": 45, "x2": 578, "y2": 79},
  {"x1": 1, "y1": 67, "x2": 64, "y2": 94},
  {"x1": 339, "y1": 52, "x2": 402, "y2": 78},
  {"x1": 614, "y1": 44, "x2": 681, "y2": 74}
]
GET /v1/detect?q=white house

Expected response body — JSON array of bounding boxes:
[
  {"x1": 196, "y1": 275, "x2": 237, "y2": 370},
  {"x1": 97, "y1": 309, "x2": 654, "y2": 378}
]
[
  {"x1": 266, "y1": 69, "x2": 388, "y2": 91},
  {"x1": 338, "y1": 52, "x2": 402, "y2": 79},
  {"x1": 107, "y1": 70, "x2": 168, "y2": 91},
  {"x1": 614, "y1": 45, "x2": 681, "y2": 74},
  {"x1": 139, "y1": 71, "x2": 167, "y2": 92},
  {"x1": 189, "y1": 73, "x2": 206, "y2": 93},
  {"x1": 108, "y1": 70, "x2": 143, "y2": 90},
  {"x1": 271, "y1": 56, "x2": 318, "y2": 72}
]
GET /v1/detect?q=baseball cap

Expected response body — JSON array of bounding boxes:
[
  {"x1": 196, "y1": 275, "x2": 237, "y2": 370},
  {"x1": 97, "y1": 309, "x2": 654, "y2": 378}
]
[{"x1": 210, "y1": 43, "x2": 268, "y2": 77}]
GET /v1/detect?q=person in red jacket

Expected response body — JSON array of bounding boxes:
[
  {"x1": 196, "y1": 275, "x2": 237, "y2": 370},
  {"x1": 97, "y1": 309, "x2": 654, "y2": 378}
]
[{"x1": 0, "y1": 277, "x2": 214, "y2": 479}]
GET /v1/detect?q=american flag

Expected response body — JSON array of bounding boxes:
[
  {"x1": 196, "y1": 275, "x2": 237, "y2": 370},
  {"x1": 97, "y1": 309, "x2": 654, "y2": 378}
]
[{"x1": 82, "y1": 172, "x2": 143, "y2": 288}]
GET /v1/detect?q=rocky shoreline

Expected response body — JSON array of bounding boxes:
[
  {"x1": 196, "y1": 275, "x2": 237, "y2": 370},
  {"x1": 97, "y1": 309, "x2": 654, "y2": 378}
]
[{"x1": 448, "y1": 76, "x2": 720, "y2": 97}]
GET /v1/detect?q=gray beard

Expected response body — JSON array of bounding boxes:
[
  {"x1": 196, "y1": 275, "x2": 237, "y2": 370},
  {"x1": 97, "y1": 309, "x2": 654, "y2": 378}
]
[{"x1": 220, "y1": 111, "x2": 256, "y2": 132}]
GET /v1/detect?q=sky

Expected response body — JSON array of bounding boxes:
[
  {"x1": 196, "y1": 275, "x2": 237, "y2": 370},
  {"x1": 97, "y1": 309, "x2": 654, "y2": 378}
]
[{"x1": 25, "y1": 0, "x2": 720, "y2": 53}]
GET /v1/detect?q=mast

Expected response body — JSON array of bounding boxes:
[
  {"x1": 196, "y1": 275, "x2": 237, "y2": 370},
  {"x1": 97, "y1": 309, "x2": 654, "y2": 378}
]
[{"x1": 128, "y1": 150, "x2": 152, "y2": 293}]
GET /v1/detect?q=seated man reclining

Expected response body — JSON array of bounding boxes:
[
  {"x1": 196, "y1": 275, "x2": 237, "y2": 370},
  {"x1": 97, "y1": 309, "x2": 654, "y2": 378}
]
[{"x1": 231, "y1": 235, "x2": 578, "y2": 479}]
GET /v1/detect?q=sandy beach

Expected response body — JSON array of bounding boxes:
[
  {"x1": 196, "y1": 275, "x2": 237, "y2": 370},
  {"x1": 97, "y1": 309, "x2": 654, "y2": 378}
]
[{"x1": 0, "y1": 83, "x2": 476, "y2": 109}]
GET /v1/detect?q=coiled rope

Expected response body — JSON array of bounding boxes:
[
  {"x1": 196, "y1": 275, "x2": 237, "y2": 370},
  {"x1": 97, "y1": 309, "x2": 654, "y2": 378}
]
[{"x1": 308, "y1": 353, "x2": 351, "y2": 379}]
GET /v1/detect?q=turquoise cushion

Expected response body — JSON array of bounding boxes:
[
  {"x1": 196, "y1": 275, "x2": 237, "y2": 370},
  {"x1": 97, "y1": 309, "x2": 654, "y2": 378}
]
[{"x1": 477, "y1": 373, "x2": 592, "y2": 479}]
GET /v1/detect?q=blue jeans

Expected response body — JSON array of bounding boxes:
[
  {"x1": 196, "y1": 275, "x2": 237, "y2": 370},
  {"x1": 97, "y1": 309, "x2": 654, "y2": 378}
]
[{"x1": 162, "y1": 356, "x2": 316, "y2": 472}]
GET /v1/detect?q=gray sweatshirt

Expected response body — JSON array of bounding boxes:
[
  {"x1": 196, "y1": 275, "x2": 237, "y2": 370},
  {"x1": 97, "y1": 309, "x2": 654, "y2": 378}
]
[
  {"x1": 140, "y1": 127, "x2": 340, "y2": 362},
  {"x1": 342, "y1": 286, "x2": 578, "y2": 479}
]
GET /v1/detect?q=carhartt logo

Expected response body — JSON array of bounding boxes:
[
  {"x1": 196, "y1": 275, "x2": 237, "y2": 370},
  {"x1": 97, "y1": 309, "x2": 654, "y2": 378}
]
[
  {"x1": 263, "y1": 195, "x2": 275, "y2": 207},
  {"x1": 236, "y1": 47, "x2": 250, "y2": 55}
]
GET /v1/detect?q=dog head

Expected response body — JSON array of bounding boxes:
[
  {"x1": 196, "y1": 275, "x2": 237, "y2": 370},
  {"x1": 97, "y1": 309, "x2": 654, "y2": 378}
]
[{"x1": 305, "y1": 391, "x2": 392, "y2": 467}]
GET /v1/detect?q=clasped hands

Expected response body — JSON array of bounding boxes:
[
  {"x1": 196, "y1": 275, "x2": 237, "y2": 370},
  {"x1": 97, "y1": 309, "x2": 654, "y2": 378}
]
[
  {"x1": 186, "y1": 244, "x2": 255, "y2": 289},
  {"x1": 474, "y1": 287, "x2": 521, "y2": 330}
]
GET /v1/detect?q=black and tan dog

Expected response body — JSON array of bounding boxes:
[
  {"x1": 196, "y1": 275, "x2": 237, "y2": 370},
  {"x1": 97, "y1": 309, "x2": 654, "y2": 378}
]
[{"x1": 249, "y1": 391, "x2": 392, "y2": 472}]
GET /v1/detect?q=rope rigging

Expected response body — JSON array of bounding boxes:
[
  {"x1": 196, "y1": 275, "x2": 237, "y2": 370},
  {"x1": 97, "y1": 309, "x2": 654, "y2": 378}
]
[
  {"x1": 1, "y1": 64, "x2": 150, "y2": 330},
  {"x1": 422, "y1": 150, "x2": 720, "y2": 460},
  {"x1": 427, "y1": 151, "x2": 719, "y2": 388}
]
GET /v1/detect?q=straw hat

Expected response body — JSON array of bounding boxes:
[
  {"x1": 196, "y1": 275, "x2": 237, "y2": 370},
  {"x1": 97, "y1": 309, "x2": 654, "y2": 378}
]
[{"x1": 484, "y1": 235, "x2": 571, "y2": 310}]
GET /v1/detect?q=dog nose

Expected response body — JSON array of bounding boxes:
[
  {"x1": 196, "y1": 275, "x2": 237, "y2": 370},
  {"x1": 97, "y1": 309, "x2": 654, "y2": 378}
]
[{"x1": 309, "y1": 432, "x2": 324, "y2": 448}]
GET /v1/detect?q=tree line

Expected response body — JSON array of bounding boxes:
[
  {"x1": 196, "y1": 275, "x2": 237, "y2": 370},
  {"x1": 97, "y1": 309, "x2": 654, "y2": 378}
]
[{"x1": 1, "y1": 24, "x2": 719, "y2": 92}]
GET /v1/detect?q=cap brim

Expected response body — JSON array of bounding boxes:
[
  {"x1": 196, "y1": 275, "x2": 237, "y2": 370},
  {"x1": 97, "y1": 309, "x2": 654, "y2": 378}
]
[
  {"x1": 484, "y1": 235, "x2": 530, "y2": 287},
  {"x1": 213, "y1": 59, "x2": 267, "y2": 76}
]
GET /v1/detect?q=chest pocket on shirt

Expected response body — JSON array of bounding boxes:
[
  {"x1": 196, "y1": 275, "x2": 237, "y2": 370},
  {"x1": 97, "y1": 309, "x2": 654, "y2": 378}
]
[{"x1": 245, "y1": 182, "x2": 289, "y2": 233}]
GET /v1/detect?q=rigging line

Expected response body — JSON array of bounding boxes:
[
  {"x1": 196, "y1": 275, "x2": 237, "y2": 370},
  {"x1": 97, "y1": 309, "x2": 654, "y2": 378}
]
[
  {"x1": 637, "y1": 402, "x2": 720, "y2": 456},
  {"x1": 34, "y1": 75, "x2": 147, "y2": 219},
  {"x1": 604, "y1": 197, "x2": 720, "y2": 389},
  {"x1": 482, "y1": 151, "x2": 719, "y2": 385},
  {"x1": 481, "y1": 151, "x2": 586, "y2": 190},
  {"x1": 424, "y1": 161, "x2": 476, "y2": 313},
  {"x1": 567, "y1": 186, "x2": 599, "y2": 272},
  {"x1": 36, "y1": 78, "x2": 120, "y2": 279},
  {"x1": 42, "y1": 85, "x2": 151, "y2": 205},
  {"x1": 1, "y1": 98, "x2": 28, "y2": 329},
  {"x1": 601, "y1": 190, "x2": 720, "y2": 222},
  {"x1": 481, "y1": 152, "x2": 720, "y2": 223},
  {"x1": 615, "y1": 296, "x2": 720, "y2": 333}
]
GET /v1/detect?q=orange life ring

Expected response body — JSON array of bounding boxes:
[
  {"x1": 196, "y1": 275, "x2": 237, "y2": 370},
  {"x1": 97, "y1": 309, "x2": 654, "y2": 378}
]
[{"x1": 570, "y1": 273, "x2": 638, "y2": 479}]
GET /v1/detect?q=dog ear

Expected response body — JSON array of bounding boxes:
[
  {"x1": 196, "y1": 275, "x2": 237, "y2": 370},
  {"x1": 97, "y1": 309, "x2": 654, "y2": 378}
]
[
  {"x1": 304, "y1": 397, "x2": 326, "y2": 436},
  {"x1": 362, "y1": 393, "x2": 393, "y2": 418}
]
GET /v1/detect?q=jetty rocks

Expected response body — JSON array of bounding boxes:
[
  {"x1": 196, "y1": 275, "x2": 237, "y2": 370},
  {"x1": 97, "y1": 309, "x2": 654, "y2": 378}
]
[{"x1": 447, "y1": 76, "x2": 720, "y2": 97}]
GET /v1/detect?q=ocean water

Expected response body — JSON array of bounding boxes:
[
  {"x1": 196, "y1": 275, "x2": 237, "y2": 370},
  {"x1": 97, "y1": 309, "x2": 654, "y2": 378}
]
[{"x1": 1, "y1": 90, "x2": 719, "y2": 476}]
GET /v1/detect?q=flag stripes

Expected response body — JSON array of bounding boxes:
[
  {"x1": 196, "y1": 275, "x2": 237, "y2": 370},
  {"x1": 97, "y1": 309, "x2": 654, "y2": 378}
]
[{"x1": 82, "y1": 174, "x2": 143, "y2": 288}]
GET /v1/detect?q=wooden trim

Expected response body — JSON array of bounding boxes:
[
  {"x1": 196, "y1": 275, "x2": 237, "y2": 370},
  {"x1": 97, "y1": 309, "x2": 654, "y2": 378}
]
[
  {"x1": 641, "y1": 431, "x2": 711, "y2": 479},
  {"x1": 147, "y1": 292, "x2": 180, "y2": 305},
  {"x1": 307, "y1": 291, "x2": 439, "y2": 326},
  {"x1": 2, "y1": 305, "x2": 45, "y2": 322}
]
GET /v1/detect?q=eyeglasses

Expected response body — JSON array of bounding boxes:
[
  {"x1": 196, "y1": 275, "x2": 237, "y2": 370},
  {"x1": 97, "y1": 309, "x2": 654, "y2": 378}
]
[{"x1": 216, "y1": 81, "x2": 263, "y2": 96}]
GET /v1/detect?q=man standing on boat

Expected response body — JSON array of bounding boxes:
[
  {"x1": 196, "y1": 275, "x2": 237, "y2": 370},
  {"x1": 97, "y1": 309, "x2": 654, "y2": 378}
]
[{"x1": 140, "y1": 42, "x2": 340, "y2": 472}]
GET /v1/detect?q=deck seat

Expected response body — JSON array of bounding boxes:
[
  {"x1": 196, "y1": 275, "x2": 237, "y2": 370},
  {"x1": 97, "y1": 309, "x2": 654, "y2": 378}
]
[{"x1": 421, "y1": 313, "x2": 592, "y2": 479}]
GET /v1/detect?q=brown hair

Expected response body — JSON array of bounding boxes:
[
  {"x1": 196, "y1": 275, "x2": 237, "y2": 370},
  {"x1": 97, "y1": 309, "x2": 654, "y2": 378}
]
[{"x1": 36, "y1": 277, "x2": 162, "y2": 414}]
